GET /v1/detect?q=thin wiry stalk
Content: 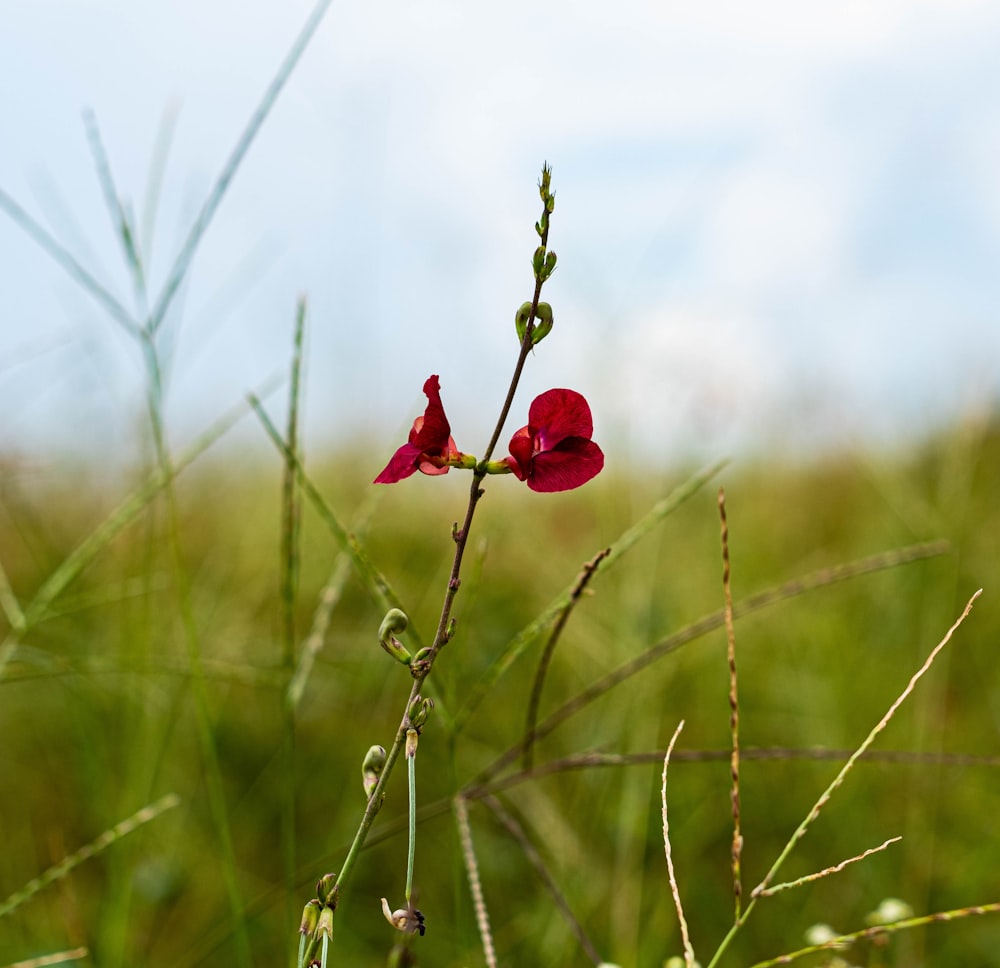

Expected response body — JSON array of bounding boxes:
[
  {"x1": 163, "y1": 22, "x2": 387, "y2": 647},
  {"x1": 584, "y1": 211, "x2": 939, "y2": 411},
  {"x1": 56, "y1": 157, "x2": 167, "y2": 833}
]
[
  {"x1": 522, "y1": 547, "x2": 610, "y2": 771},
  {"x1": 747, "y1": 901, "x2": 1000, "y2": 968},
  {"x1": 718, "y1": 488, "x2": 743, "y2": 918},
  {"x1": 661, "y1": 721, "x2": 695, "y2": 968},
  {"x1": 705, "y1": 588, "x2": 983, "y2": 968},
  {"x1": 406, "y1": 732, "x2": 418, "y2": 904},
  {"x1": 751, "y1": 588, "x2": 982, "y2": 899},
  {"x1": 0, "y1": 187, "x2": 139, "y2": 337},
  {"x1": 0, "y1": 382, "x2": 278, "y2": 679},
  {"x1": 470, "y1": 541, "x2": 949, "y2": 788},
  {"x1": 756, "y1": 835, "x2": 901, "y2": 897},
  {"x1": 148, "y1": 0, "x2": 336, "y2": 335},
  {"x1": 315, "y1": 170, "x2": 563, "y2": 929},
  {"x1": 0, "y1": 556, "x2": 26, "y2": 637},
  {"x1": 139, "y1": 100, "x2": 181, "y2": 266},
  {"x1": 454, "y1": 796, "x2": 498, "y2": 968},
  {"x1": 281, "y1": 299, "x2": 308, "y2": 926},
  {"x1": 249, "y1": 395, "x2": 423, "y2": 651},
  {"x1": 3, "y1": 948, "x2": 89, "y2": 968},
  {"x1": 152, "y1": 388, "x2": 252, "y2": 967},
  {"x1": 0, "y1": 794, "x2": 180, "y2": 917},
  {"x1": 455, "y1": 459, "x2": 729, "y2": 730},
  {"x1": 483, "y1": 794, "x2": 604, "y2": 966},
  {"x1": 83, "y1": 108, "x2": 147, "y2": 305}
]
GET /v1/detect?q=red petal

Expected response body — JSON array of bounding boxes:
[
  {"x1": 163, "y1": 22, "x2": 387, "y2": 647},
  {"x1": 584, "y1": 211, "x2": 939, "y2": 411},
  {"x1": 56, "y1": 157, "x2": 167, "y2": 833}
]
[
  {"x1": 528, "y1": 389, "x2": 593, "y2": 448},
  {"x1": 506, "y1": 425, "x2": 534, "y2": 479},
  {"x1": 525, "y1": 438, "x2": 604, "y2": 492},
  {"x1": 374, "y1": 442, "x2": 423, "y2": 484},
  {"x1": 410, "y1": 375, "x2": 451, "y2": 452}
]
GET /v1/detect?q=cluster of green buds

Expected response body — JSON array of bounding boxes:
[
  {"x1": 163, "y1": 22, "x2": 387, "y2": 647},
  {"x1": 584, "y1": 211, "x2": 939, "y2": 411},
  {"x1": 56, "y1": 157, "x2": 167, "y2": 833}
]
[{"x1": 298, "y1": 894, "x2": 336, "y2": 968}]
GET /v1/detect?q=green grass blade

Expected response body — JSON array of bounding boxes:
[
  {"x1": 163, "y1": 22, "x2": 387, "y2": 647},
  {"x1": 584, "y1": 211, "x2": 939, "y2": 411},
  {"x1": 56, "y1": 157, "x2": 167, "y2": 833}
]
[
  {"x1": 0, "y1": 187, "x2": 139, "y2": 338},
  {"x1": 248, "y1": 395, "x2": 423, "y2": 651},
  {"x1": 0, "y1": 384, "x2": 277, "y2": 680},
  {"x1": 0, "y1": 793, "x2": 180, "y2": 918},
  {"x1": 148, "y1": 0, "x2": 336, "y2": 335},
  {"x1": 453, "y1": 458, "x2": 728, "y2": 729}
]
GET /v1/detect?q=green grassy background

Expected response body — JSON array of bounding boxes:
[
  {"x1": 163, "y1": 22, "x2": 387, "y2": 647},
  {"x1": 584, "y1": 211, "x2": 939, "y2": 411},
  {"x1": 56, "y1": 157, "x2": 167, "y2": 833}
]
[{"x1": 1, "y1": 410, "x2": 997, "y2": 967}]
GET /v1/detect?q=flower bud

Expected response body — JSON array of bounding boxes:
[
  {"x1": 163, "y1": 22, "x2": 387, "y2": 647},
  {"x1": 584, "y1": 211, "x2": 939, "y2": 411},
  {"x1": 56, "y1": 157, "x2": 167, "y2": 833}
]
[
  {"x1": 408, "y1": 695, "x2": 434, "y2": 729},
  {"x1": 532, "y1": 302, "x2": 554, "y2": 344},
  {"x1": 515, "y1": 301, "x2": 534, "y2": 343},
  {"x1": 299, "y1": 898, "x2": 322, "y2": 936},
  {"x1": 316, "y1": 872, "x2": 337, "y2": 903},
  {"x1": 316, "y1": 904, "x2": 334, "y2": 941},
  {"x1": 409, "y1": 646, "x2": 433, "y2": 678},
  {"x1": 540, "y1": 250, "x2": 557, "y2": 280},
  {"x1": 379, "y1": 609, "x2": 412, "y2": 665},
  {"x1": 532, "y1": 245, "x2": 547, "y2": 277},
  {"x1": 362, "y1": 744, "x2": 387, "y2": 798}
]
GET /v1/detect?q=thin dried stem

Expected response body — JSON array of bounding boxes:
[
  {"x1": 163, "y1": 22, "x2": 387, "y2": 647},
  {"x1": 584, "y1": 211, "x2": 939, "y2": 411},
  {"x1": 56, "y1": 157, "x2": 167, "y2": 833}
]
[
  {"x1": 4, "y1": 949, "x2": 89, "y2": 968},
  {"x1": 0, "y1": 794, "x2": 180, "y2": 917},
  {"x1": 748, "y1": 900, "x2": 1000, "y2": 967},
  {"x1": 454, "y1": 796, "x2": 498, "y2": 968},
  {"x1": 751, "y1": 588, "x2": 982, "y2": 900},
  {"x1": 705, "y1": 588, "x2": 984, "y2": 968},
  {"x1": 522, "y1": 548, "x2": 610, "y2": 771},
  {"x1": 662, "y1": 720, "x2": 695, "y2": 968},
  {"x1": 718, "y1": 488, "x2": 743, "y2": 917},
  {"x1": 471, "y1": 541, "x2": 948, "y2": 788},
  {"x1": 483, "y1": 795, "x2": 603, "y2": 966},
  {"x1": 757, "y1": 835, "x2": 902, "y2": 897}
]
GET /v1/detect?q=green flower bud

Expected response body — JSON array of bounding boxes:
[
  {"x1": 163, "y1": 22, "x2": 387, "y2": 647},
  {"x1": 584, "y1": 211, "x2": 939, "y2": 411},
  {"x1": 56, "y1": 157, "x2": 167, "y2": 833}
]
[
  {"x1": 362, "y1": 744, "x2": 387, "y2": 798},
  {"x1": 408, "y1": 695, "x2": 434, "y2": 729},
  {"x1": 515, "y1": 301, "x2": 534, "y2": 343},
  {"x1": 532, "y1": 302, "x2": 554, "y2": 343},
  {"x1": 540, "y1": 249, "x2": 557, "y2": 280},
  {"x1": 316, "y1": 873, "x2": 337, "y2": 903},
  {"x1": 299, "y1": 898, "x2": 322, "y2": 936},
  {"x1": 532, "y1": 245, "x2": 547, "y2": 277},
  {"x1": 317, "y1": 904, "x2": 334, "y2": 939},
  {"x1": 379, "y1": 609, "x2": 412, "y2": 665},
  {"x1": 539, "y1": 163, "x2": 552, "y2": 198},
  {"x1": 409, "y1": 646, "x2": 433, "y2": 678}
]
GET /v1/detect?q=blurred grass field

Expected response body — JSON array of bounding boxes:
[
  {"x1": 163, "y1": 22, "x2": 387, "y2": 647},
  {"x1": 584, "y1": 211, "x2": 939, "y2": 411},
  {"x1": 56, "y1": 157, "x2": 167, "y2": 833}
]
[{"x1": 1, "y1": 409, "x2": 997, "y2": 967}]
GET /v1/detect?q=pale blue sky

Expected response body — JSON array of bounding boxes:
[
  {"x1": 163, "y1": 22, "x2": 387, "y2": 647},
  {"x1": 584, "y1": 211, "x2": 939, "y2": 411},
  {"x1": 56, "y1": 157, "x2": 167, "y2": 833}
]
[{"x1": 2, "y1": 0, "x2": 999, "y2": 468}]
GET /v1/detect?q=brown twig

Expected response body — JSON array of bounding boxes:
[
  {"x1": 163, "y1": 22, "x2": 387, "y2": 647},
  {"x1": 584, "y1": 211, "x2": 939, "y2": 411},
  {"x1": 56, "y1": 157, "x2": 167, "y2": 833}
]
[{"x1": 522, "y1": 548, "x2": 611, "y2": 771}]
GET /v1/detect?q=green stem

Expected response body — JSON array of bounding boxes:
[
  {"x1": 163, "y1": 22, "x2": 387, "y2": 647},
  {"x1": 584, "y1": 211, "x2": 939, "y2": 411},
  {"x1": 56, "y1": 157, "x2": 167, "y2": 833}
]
[{"x1": 406, "y1": 730, "x2": 417, "y2": 904}]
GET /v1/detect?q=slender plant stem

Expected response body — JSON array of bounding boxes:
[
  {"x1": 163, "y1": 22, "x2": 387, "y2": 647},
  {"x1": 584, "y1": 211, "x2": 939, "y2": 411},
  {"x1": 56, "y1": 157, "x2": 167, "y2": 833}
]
[
  {"x1": 315, "y1": 167, "x2": 560, "y2": 938},
  {"x1": 281, "y1": 299, "x2": 307, "y2": 927},
  {"x1": 406, "y1": 731, "x2": 418, "y2": 904},
  {"x1": 718, "y1": 488, "x2": 743, "y2": 918}
]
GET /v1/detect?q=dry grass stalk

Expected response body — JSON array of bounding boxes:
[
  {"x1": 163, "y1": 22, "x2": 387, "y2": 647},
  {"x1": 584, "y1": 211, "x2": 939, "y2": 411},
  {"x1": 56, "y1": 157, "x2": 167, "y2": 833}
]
[{"x1": 662, "y1": 720, "x2": 696, "y2": 968}]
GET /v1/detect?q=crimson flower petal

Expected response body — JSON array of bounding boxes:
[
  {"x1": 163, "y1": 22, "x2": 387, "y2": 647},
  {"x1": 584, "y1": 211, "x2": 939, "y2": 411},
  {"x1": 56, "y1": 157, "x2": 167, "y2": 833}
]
[
  {"x1": 505, "y1": 388, "x2": 604, "y2": 492},
  {"x1": 527, "y1": 389, "x2": 593, "y2": 447},
  {"x1": 525, "y1": 438, "x2": 604, "y2": 492},
  {"x1": 374, "y1": 375, "x2": 462, "y2": 484}
]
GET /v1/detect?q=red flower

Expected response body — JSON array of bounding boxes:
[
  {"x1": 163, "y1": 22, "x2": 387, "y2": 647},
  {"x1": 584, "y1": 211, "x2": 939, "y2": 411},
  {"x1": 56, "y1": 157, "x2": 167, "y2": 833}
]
[
  {"x1": 374, "y1": 375, "x2": 463, "y2": 483},
  {"x1": 505, "y1": 389, "x2": 604, "y2": 492}
]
